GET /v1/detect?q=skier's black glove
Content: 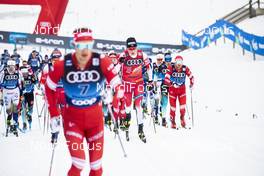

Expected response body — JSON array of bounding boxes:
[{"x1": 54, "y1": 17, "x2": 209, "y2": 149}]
[
  {"x1": 51, "y1": 132, "x2": 59, "y2": 144},
  {"x1": 119, "y1": 57, "x2": 125, "y2": 63},
  {"x1": 146, "y1": 80, "x2": 154, "y2": 91}
]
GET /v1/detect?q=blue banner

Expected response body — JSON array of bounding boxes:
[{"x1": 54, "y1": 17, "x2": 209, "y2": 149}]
[{"x1": 182, "y1": 20, "x2": 264, "y2": 56}]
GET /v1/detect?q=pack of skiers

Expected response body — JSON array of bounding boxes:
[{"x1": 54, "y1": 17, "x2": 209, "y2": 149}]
[{"x1": 0, "y1": 28, "x2": 194, "y2": 176}]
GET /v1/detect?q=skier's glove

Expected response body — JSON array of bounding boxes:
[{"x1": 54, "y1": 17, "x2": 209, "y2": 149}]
[
  {"x1": 173, "y1": 83, "x2": 180, "y2": 88},
  {"x1": 146, "y1": 80, "x2": 154, "y2": 91},
  {"x1": 119, "y1": 57, "x2": 125, "y2": 63},
  {"x1": 50, "y1": 116, "x2": 61, "y2": 143},
  {"x1": 189, "y1": 84, "x2": 194, "y2": 91}
]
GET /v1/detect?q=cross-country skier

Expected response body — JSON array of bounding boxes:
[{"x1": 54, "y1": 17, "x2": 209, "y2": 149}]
[
  {"x1": 28, "y1": 50, "x2": 42, "y2": 78},
  {"x1": 164, "y1": 55, "x2": 194, "y2": 129},
  {"x1": 141, "y1": 57, "x2": 153, "y2": 119},
  {"x1": 45, "y1": 28, "x2": 124, "y2": 176},
  {"x1": 20, "y1": 66, "x2": 37, "y2": 130},
  {"x1": 152, "y1": 52, "x2": 172, "y2": 127},
  {"x1": 118, "y1": 37, "x2": 153, "y2": 143},
  {"x1": 11, "y1": 49, "x2": 21, "y2": 69},
  {"x1": 0, "y1": 49, "x2": 10, "y2": 71},
  {"x1": 0, "y1": 59, "x2": 23, "y2": 136}
]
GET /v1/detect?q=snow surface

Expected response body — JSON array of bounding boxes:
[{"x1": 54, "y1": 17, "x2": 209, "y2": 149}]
[{"x1": 0, "y1": 1, "x2": 264, "y2": 176}]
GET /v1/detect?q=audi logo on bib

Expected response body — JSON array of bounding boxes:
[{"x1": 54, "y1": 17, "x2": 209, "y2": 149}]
[
  {"x1": 5, "y1": 75, "x2": 18, "y2": 80},
  {"x1": 172, "y1": 72, "x2": 185, "y2": 78},
  {"x1": 162, "y1": 69, "x2": 167, "y2": 74},
  {"x1": 66, "y1": 70, "x2": 100, "y2": 83},
  {"x1": 24, "y1": 80, "x2": 32, "y2": 85},
  {"x1": 126, "y1": 59, "x2": 143, "y2": 66}
]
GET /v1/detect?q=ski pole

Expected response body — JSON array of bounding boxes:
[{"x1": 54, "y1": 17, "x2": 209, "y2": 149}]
[
  {"x1": 186, "y1": 103, "x2": 191, "y2": 120},
  {"x1": 108, "y1": 104, "x2": 127, "y2": 158},
  {"x1": 48, "y1": 143, "x2": 57, "y2": 176},
  {"x1": 150, "y1": 91, "x2": 157, "y2": 133},
  {"x1": 190, "y1": 89, "x2": 194, "y2": 128},
  {"x1": 43, "y1": 102, "x2": 47, "y2": 135}
]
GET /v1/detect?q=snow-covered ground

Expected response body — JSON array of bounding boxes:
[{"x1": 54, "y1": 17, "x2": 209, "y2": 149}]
[
  {"x1": 0, "y1": 1, "x2": 264, "y2": 175},
  {"x1": 0, "y1": 26, "x2": 264, "y2": 176}
]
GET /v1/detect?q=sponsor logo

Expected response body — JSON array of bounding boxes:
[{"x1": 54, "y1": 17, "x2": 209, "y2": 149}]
[
  {"x1": 35, "y1": 37, "x2": 64, "y2": 46},
  {"x1": 40, "y1": 21, "x2": 51, "y2": 27},
  {"x1": 68, "y1": 122, "x2": 75, "y2": 127},
  {"x1": 72, "y1": 97, "x2": 97, "y2": 106},
  {"x1": 66, "y1": 70, "x2": 100, "y2": 83},
  {"x1": 66, "y1": 60, "x2": 73, "y2": 66},
  {"x1": 126, "y1": 59, "x2": 143, "y2": 66},
  {"x1": 96, "y1": 42, "x2": 126, "y2": 51},
  {"x1": 152, "y1": 47, "x2": 179, "y2": 54},
  {"x1": 5, "y1": 75, "x2": 19, "y2": 80},
  {"x1": 137, "y1": 44, "x2": 152, "y2": 49},
  {"x1": 9, "y1": 33, "x2": 27, "y2": 43},
  {"x1": 252, "y1": 39, "x2": 258, "y2": 51},
  {"x1": 172, "y1": 72, "x2": 185, "y2": 78},
  {"x1": 24, "y1": 80, "x2": 32, "y2": 85},
  {"x1": 0, "y1": 34, "x2": 4, "y2": 41},
  {"x1": 162, "y1": 69, "x2": 167, "y2": 74},
  {"x1": 93, "y1": 58, "x2": 99, "y2": 66}
]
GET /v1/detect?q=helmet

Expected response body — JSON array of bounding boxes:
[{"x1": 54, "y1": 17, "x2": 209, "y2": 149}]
[
  {"x1": 126, "y1": 37, "x2": 137, "y2": 48},
  {"x1": 7, "y1": 59, "x2": 16, "y2": 66},
  {"x1": 164, "y1": 52, "x2": 172, "y2": 62},
  {"x1": 51, "y1": 49, "x2": 62, "y2": 59},
  {"x1": 156, "y1": 53, "x2": 164, "y2": 61},
  {"x1": 20, "y1": 68, "x2": 28, "y2": 74},
  {"x1": 175, "y1": 55, "x2": 183, "y2": 65},
  {"x1": 108, "y1": 50, "x2": 117, "y2": 57}
]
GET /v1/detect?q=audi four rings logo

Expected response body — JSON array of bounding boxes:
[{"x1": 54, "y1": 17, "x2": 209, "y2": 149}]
[
  {"x1": 72, "y1": 97, "x2": 97, "y2": 106},
  {"x1": 126, "y1": 59, "x2": 143, "y2": 66},
  {"x1": 172, "y1": 72, "x2": 185, "y2": 77},
  {"x1": 162, "y1": 69, "x2": 167, "y2": 74},
  {"x1": 24, "y1": 80, "x2": 32, "y2": 85},
  {"x1": 5, "y1": 75, "x2": 18, "y2": 80},
  {"x1": 66, "y1": 70, "x2": 100, "y2": 83}
]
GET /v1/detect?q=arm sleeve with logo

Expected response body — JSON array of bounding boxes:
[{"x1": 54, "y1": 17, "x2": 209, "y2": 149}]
[
  {"x1": 45, "y1": 59, "x2": 64, "y2": 118},
  {"x1": 100, "y1": 55, "x2": 121, "y2": 89},
  {"x1": 143, "y1": 52, "x2": 153, "y2": 81},
  {"x1": 164, "y1": 65, "x2": 172, "y2": 86},
  {"x1": 186, "y1": 66, "x2": 194, "y2": 86}
]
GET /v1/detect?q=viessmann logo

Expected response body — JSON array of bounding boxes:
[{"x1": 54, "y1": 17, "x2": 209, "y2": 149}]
[{"x1": 35, "y1": 37, "x2": 64, "y2": 46}]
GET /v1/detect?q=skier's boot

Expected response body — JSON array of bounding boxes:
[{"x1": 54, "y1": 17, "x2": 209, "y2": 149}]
[
  {"x1": 180, "y1": 115, "x2": 186, "y2": 128},
  {"x1": 162, "y1": 118, "x2": 167, "y2": 127},
  {"x1": 23, "y1": 122, "x2": 27, "y2": 131},
  {"x1": 138, "y1": 124, "x2": 146, "y2": 143},
  {"x1": 6, "y1": 120, "x2": 11, "y2": 137},
  {"x1": 119, "y1": 118, "x2": 125, "y2": 131},
  {"x1": 12, "y1": 124, "x2": 18, "y2": 137},
  {"x1": 154, "y1": 117, "x2": 159, "y2": 125},
  {"x1": 171, "y1": 121, "x2": 177, "y2": 129},
  {"x1": 123, "y1": 113, "x2": 131, "y2": 131}
]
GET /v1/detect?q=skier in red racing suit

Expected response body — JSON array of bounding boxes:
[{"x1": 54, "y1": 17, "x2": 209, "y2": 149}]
[
  {"x1": 164, "y1": 55, "x2": 194, "y2": 129},
  {"x1": 45, "y1": 28, "x2": 123, "y2": 176},
  {"x1": 118, "y1": 37, "x2": 153, "y2": 143}
]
